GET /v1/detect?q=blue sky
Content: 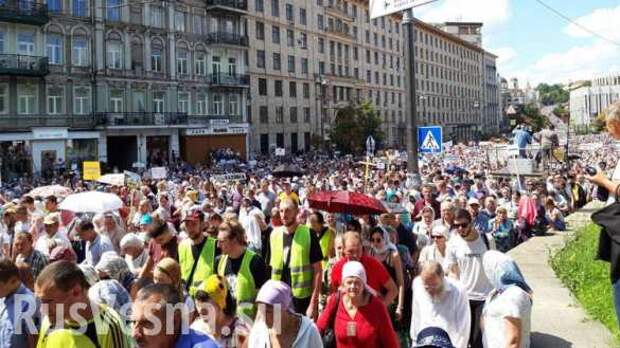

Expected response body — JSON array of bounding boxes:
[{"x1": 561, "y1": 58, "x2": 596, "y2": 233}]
[{"x1": 415, "y1": 0, "x2": 620, "y2": 85}]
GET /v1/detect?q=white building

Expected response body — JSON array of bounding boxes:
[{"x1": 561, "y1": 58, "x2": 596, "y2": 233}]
[{"x1": 570, "y1": 73, "x2": 620, "y2": 127}]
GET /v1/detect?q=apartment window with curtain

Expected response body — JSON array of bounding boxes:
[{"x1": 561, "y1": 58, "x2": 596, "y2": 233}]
[
  {"x1": 72, "y1": 36, "x2": 89, "y2": 66},
  {"x1": 17, "y1": 32, "x2": 34, "y2": 55},
  {"x1": 303, "y1": 83, "x2": 309, "y2": 98},
  {"x1": 107, "y1": 40, "x2": 122, "y2": 69},
  {"x1": 46, "y1": 34, "x2": 63, "y2": 64},
  {"x1": 256, "y1": 21, "x2": 265, "y2": 40},
  {"x1": 150, "y1": 6, "x2": 163, "y2": 27},
  {"x1": 272, "y1": 26, "x2": 280, "y2": 44},
  {"x1": 256, "y1": 50, "x2": 265, "y2": 68},
  {"x1": 193, "y1": 14, "x2": 205, "y2": 34},
  {"x1": 109, "y1": 89, "x2": 123, "y2": 112},
  {"x1": 74, "y1": 86, "x2": 91, "y2": 114},
  {"x1": 47, "y1": 86, "x2": 64, "y2": 114},
  {"x1": 18, "y1": 84, "x2": 37, "y2": 114},
  {"x1": 287, "y1": 55, "x2": 295, "y2": 73},
  {"x1": 228, "y1": 57, "x2": 236, "y2": 76},
  {"x1": 153, "y1": 91, "x2": 165, "y2": 113},
  {"x1": 196, "y1": 93, "x2": 207, "y2": 114},
  {"x1": 212, "y1": 94, "x2": 223, "y2": 114},
  {"x1": 271, "y1": 0, "x2": 279, "y2": 17},
  {"x1": 195, "y1": 52, "x2": 206, "y2": 75},
  {"x1": 175, "y1": 10, "x2": 186, "y2": 32},
  {"x1": 286, "y1": 29, "x2": 294, "y2": 47},
  {"x1": 229, "y1": 95, "x2": 239, "y2": 115},
  {"x1": 151, "y1": 40, "x2": 163, "y2": 72},
  {"x1": 272, "y1": 53, "x2": 281, "y2": 70},
  {"x1": 275, "y1": 106, "x2": 283, "y2": 123},
  {"x1": 176, "y1": 47, "x2": 188, "y2": 75},
  {"x1": 300, "y1": 8, "x2": 306, "y2": 25},
  {"x1": 107, "y1": 0, "x2": 121, "y2": 21},
  {"x1": 178, "y1": 92, "x2": 190, "y2": 113},
  {"x1": 301, "y1": 58, "x2": 308, "y2": 74},
  {"x1": 285, "y1": 4, "x2": 293, "y2": 21},
  {"x1": 73, "y1": 0, "x2": 88, "y2": 17}
]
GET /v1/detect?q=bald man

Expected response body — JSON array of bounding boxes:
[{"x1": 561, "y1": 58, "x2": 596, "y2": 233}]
[{"x1": 266, "y1": 199, "x2": 323, "y2": 319}]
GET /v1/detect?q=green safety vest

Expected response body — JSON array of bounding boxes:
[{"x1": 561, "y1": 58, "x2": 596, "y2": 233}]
[
  {"x1": 318, "y1": 228, "x2": 333, "y2": 269},
  {"x1": 269, "y1": 225, "x2": 313, "y2": 299},
  {"x1": 217, "y1": 249, "x2": 258, "y2": 320},
  {"x1": 179, "y1": 237, "x2": 216, "y2": 297}
]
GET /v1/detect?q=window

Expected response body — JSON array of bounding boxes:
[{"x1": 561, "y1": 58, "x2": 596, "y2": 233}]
[
  {"x1": 317, "y1": 15, "x2": 324, "y2": 30},
  {"x1": 17, "y1": 32, "x2": 34, "y2": 55},
  {"x1": 352, "y1": 5, "x2": 357, "y2": 18},
  {"x1": 18, "y1": 84, "x2": 37, "y2": 114},
  {"x1": 255, "y1": 0, "x2": 264, "y2": 12},
  {"x1": 318, "y1": 61, "x2": 325, "y2": 75},
  {"x1": 196, "y1": 93, "x2": 207, "y2": 114},
  {"x1": 153, "y1": 91, "x2": 165, "y2": 113},
  {"x1": 271, "y1": 0, "x2": 279, "y2": 17},
  {"x1": 72, "y1": 37, "x2": 89, "y2": 66},
  {"x1": 46, "y1": 34, "x2": 63, "y2": 64},
  {"x1": 299, "y1": 33, "x2": 307, "y2": 48},
  {"x1": 48, "y1": 0, "x2": 61, "y2": 13},
  {"x1": 287, "y1": 55, "x2": 295, "y2": 73},
  {"x1": 303, "y1": 83, "x2": 309, "y2": 98},
  {"x1": 229, "y1": 95, "x2": 239, "y2": 115},
  {"x1": 271, "y1": 26, "x2": 280, "y2": 44},
  {"x1": 256, "y1": 50, "x2": 265, "y2": 68},
  {"x1": 0, "y1": 84, "x2": 6, "y2": 113},
  {"x1": 109, "y1": 89, "x2": 123, "y2": 112},
  {"x1": 275, "y1": 106, "x2": 283, "y2": 123},
  {"x1": 318, "y1": 38, "x2": 324, "y2": 53},
  {"x1": 353, "y1": 47, "x2": 358, "y2": 61},
  {"x1": 107, "y1": 0, "x2": 121, "y2": 21},
  {"x1": 107, "y1": 41, "x2": 122, "y2": 69},
  {"x1": 259, "y1": 106, "x2": 268, "y2": 123},
  {"x1": 193, "y1": 15, "x2": 205, "y2": 34},
  {"x1": 289, "y1": 81, "x2": 296, "y2": 97},
  {"x1": 211, "y1": 56, "x2": 221, "y2": 75},
  {"x1": 301, "y1": 58, "x2": 308, "y2": 73},
  {"x1": 365, "y1": 30, "x2": 370, "y2": 44},
  {"x1": 258, "y1": 78, "x2": 267, "y2": 95},
  {"x1": 256, "y1": 21, "x2": 265, "y2": 40},
  {"x1": 175, "y1": 10, "x2": 186, "y2": 32},
  {"x1": 290, "y1": 107, "x2": 297, "y2": 123},
  {"x1": 299, "y1": 8, "x2": 306, "y2": 25},
  {"x1": 285, "y1": 4, "x2": 293, "y2": 21},
  {"x1": 287, "y1": 30, "x2": 294, "y2": 47},
  {"x1": 46, "y1": 86, "x2": 62, "y2": 114},
  {"x1": 178, "y1": 92, "x2": 190, "y2": 113},
  {"x1": 274, "y1": 80, "x2": 282, "y2": 96},
  {"x1": 150, "y1": 6, "x2": 163, "y2": 27},
  {"x1": 228, "y1": 57, "x2": 236, "y2": 75},
  {"x1": 73, "y1": 86, "x2": 90, "y2": 114},
  {"x1": 73, "y1": 0, "x2": 88, "y2": 16},
  {"x1": 0, "y1": 32, "x2": 4, "y2": 53},
  {"x1": 176, "y1": 47, "x2": 188, "y2": 74},
  {"x1": 151, "y1": 40, "x2": 163, "y2": 72},
  {"x1": 303, "y1": 107, "x2": 310, "y2": 123},
  {"x1": 272, "y1": 53, "x2": 281, "y2": 70},
  {"x1": 195, "y1": 52, "x2": 206, "y2": 75}
]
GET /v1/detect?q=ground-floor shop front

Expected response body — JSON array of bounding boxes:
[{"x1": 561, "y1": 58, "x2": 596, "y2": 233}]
[{"x1": 181, "y1": 125, "x2": 249, "y2": 165}]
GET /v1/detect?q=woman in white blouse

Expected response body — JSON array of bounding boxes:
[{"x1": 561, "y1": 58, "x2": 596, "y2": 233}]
[{"x1": 417, "y1": 225, "x2": 449, "y2": 268}]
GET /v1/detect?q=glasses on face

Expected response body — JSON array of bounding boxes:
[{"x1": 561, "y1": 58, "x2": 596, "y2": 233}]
[
  {"x1": 431, "y1": 235, "x2": 445, "y2": 240},
  {"x1": 454, "y1": 222, "x2": 469, "y2": 229}
]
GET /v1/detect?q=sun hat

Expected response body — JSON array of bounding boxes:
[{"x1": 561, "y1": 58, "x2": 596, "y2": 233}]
[{"x1": 412, "y1": 327, "x2": 456, "y2": 348}]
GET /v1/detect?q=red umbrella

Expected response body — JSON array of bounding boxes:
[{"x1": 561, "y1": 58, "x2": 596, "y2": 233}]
[{"x1": 307, "y1": 190, "x2": 387, "y2": 215}]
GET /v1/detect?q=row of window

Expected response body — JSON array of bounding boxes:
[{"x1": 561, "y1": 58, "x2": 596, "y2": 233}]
[
  {"x1": 257, "y1": 105, "x2": 311, "y2": 124},
  {"x1": 255, "y1": 50, "x2": 308, "y2": 74},
  {"x1": 0, "y1": 84, "x2": 242, "y2": 116},
  {"x1": 254, "y1": 22, "x2": 308, "y2": 48},
  {"x1": 317, "y1": 39, "x2": 402, "y2": 69},
  {"x1": 257, "y1": 79, "x2": 311, "y2": 98}
]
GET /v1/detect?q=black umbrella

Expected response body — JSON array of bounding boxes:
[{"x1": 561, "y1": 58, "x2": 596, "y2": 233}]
[{"x1": 272, "y1": 164, "x2": 304, "y2": 178}]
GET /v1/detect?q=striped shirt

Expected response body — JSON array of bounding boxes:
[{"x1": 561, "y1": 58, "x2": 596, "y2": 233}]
[{"x1": 16, "y1": 249, "x2": 48, "y2": 279}]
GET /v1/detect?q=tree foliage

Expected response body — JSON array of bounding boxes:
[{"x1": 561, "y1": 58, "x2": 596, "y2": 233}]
[
  {"x1": 536, "y1": 83, "x2": 569, "y2": 106},
  {"x1": 329, "y1": 101, "x2": 384, "y2": 154},
  {"x1": 521, "y1": 103, "x2": 548, "y2": 131}
]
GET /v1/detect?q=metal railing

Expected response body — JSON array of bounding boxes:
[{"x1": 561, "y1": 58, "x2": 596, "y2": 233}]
[
  {"x1": 0, "y1": 0, "x2": 48, "y2": 25},
  {"x1": 188, "y1": 114, "x2": 243, "y2": 124},
  {"x1": 0, "y1": 114, "x2": 98, "y2": 130},
  {"x1": 205, "y1": 32, "x2": 249, "y2": 46},
  {"x1": 325, "y1": 4, "x2": 353, "y2": 20},
  {"x1": 208, "y1": 73, "x2": 250, "y2": 86},
  {"x1": 96, "y1": 112, "x2": 188, "y2": 126},
  {"x1": 0, "y1": 54, "x2": 48, "y2": 76},
  {"x1": 206, "y1": 0, "x2": 247, "y2": 10}
]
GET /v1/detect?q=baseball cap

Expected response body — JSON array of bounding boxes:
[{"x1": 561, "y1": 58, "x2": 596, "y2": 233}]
[
  {"x1": 467, "y1": 198, "x2": 480, "y2": 206},
  {"x1": 43, "y1": 213, "x2": 60, "y2": 225},
  {"x1": 412, "y1": 327, "x2": 455, "y2": 348},
  {"x1": 183, "y1": 206, "x2": 204, "y2": 222},
  {"x1": 140, "y1": 214, "x2": 153, "y2": 225}
]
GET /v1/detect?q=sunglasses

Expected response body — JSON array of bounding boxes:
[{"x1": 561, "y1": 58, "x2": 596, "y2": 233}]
[{"x1": 453, "y1": 222, "x2": 469, "y2": 229}]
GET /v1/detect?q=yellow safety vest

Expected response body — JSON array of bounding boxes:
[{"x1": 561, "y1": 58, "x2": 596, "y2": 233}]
[
  {"x1": 217, "y1": 249, "x2": 258, "y2": 320},
  {"x1": 179, "y1": 237, "x2": 216, "y2": 297},
  {"x1": 269, "y1": 225, "x2": 313, "y2": 299}
]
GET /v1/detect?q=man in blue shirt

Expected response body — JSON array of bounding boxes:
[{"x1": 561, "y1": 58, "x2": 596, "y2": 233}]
[
  {"x1": 0, "y1": 258, "x2": 39, "y2": 348},
  {"x1": 513, "y1": 125, "x2": 532, "y2": 158},
  {"x1": 467, "y1": 198, "x2": 490, "y2": 234},
  {"x1": 77, "y1": 220, "x2": 114, "y2": 266}
]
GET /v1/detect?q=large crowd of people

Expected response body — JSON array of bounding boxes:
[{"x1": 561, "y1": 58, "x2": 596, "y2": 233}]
[{"x1": 0, "y1": 110, "x2": 619, "y2": 348}]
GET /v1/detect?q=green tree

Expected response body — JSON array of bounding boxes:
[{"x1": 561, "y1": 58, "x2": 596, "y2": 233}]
[
  {"x1": 329, "y1": 101, "x2": 384, "y2": 154},
  {"x1": 536, "y1": 83, "x2": 569, "y2": 106},
  {"x1": 521, "y1": 103, "x2": 548, "y2": 131},
  {"x1": 591, "y1": 112, "x2": 606, "y2": 133}
]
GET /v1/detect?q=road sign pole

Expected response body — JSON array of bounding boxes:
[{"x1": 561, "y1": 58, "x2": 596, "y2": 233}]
[{"x1": 404, "y1": 9, "x2": 419, "y2": 179}]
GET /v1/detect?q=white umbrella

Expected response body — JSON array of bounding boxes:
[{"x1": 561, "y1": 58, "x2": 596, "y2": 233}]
[
  {"x1": 97, "y1": 174, "x2": 125, "y2": 186},
  {"x1": 28, "y1": 185, "x2": 73, "y2": 198},
  {"x1": 59, "y1": 192, "x2": 123, "y2": 213}
]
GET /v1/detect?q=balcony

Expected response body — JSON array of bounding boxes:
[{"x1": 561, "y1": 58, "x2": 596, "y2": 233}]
[
  {"x1": 0, "y1": 0, "x2": 48, "y2": 25},
  {"x1": 96, "y1": 112, "x2": 188, "y2": 127},
  {"x1": 0, "y1": 54, "x2": 49, "y2": 76},
  {"x1": 188, "y1": 114, "x2": 244, "y2": 124},
  {"x1": 208, "y1": 73, "x2": 249, "y2": 88},
  {"x1": 205, "y1": 32, "x2": 249, "y2": 47},
  {"x1": 325, "y1": 27, "x2": 353, "y2": 40},
  {"x1": 325, "y1": 4, "x2": 353, "y2": 21},
  {"x1": 0, "y1": 114, "x2": 98, "y2": 131},
  {"x1": 206, "y1": 0, "x2": 247, "y2": 14}
]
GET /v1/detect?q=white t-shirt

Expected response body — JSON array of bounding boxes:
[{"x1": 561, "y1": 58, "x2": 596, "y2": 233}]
[
  {"x1": 482, "y1": 286, "x2": 532, "y2": 348},
  {"x1": 34, "y1": 230, "x2": 70, "y2": 256},
  {"x1": 445, "y1": 234, "x2": 494, "y2": 301}
]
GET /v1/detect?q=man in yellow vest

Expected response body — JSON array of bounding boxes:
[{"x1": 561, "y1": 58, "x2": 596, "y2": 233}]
[
  {"x1": 267, "y1": 199, "x2": 323, "y2": 319},
  {"x1": 308, "y1": 211, "x2": 335, "y2": 269},
  {"x1": 215, "y1": 221, "x2": 268, "y2": 320},
  {"x1": 178, "y1": 207, "x2": 219, "y2": 297}
]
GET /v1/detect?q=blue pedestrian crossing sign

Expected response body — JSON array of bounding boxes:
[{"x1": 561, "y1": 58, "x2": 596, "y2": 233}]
[{"x1": 418, "y1": 126, "x2": 442, "y2": 153}]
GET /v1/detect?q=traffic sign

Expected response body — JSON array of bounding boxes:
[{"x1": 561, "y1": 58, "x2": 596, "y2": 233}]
[
  {"x1": 369, "y1": 0, "x2": 429, "y2": 19},
  {"x1": 418, "y1": 126, "x2": 442, "y2": 153}
]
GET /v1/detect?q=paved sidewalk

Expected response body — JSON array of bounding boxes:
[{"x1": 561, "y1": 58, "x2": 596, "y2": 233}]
[{"x1": 508, "y1": 201, "x2": 615, "y2": 348}]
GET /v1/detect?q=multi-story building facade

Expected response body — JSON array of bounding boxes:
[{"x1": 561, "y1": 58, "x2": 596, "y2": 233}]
[
  {"x1": 0, "y1": 0, "x2": 250, "y2": 178},
  {"x1": 246, "y1": 0, "x2": 407, "y2": 154},
  {"x1": 570, "y1": 73, "x2": 620, "y2": 127}
]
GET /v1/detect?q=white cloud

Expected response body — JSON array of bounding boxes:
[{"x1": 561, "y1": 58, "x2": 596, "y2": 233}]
[
  {"x1": 416, "y1": 0, "x2": 512, "y2": 29},
  {"x1": 563, "y1": 4, "x2": 620, "y2": 41},
  {"x1": 492, "y1": 47, "x2": 517, "y2": 66}
]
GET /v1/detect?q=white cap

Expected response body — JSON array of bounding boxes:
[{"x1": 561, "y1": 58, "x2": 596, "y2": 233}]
[{"x1": 467, "y1": 198, "x2": 481, "y2": 206}]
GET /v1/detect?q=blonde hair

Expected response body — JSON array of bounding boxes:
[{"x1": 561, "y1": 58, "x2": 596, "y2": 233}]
[
  {"x1": 155, "y1": 257, "x2": 182, "y2": 293},
  {"x1": 606, "y1": 100, "x2": 620, "y2": 124}
]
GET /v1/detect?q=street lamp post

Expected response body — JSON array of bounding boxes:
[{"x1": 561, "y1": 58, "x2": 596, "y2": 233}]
[{"x1": 403, "y1": 9, "x2": 420, "y2": 185}]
